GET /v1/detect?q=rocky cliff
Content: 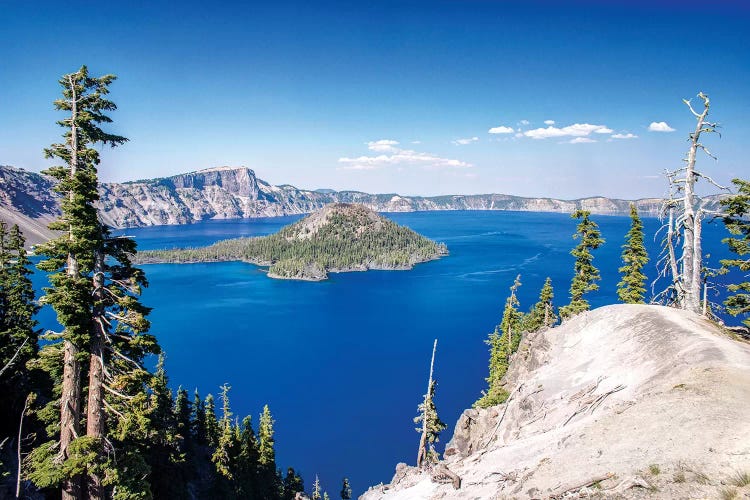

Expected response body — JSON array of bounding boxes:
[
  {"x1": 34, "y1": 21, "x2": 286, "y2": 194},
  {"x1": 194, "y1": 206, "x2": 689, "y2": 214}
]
[
  {"x1": 0, "y1": 165, "x2": 59, "y2": 246},
  {"x1": 1, "y1": 165, "x2": 724, "y2": 236},
  {"x1": 362, "y1": 305, "x2": 750, "y2": 499},
  {"x1": 97, "y1": 166, "x2": 672, "y2": 228}
]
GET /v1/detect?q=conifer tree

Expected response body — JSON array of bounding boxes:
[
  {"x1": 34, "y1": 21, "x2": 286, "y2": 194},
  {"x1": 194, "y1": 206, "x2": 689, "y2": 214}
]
[
  {"x1": 312, "y1": 475, "x2": 322, "y2": 500},
  {"x1": 559, "y1": 210, "x2": 605, "y2": 319},
  {"x1": 500, "y1": 274, "x2": 523, "y2": 353},
  {"x1": 414, "y1": 379, "x2": 446, "y2": 465},
  {"x1": 475, "y1": 275, "x2": 524, "y2": 408},
  {"x1": 340, "y1": 478, "x2": 352, "y2": 500},
  {"x1": 237, "y1": 416, "x2": 261, "y2": 499},
  {"x1": 30, "y1": 65, "x2": 159, "y2": 500},
  {"x1": 192, "y1": 389, "x2": 207, "y2": 445},
  {"x1": 282, "y1": 467, "x2": 304, "y2": 500},
  {"x1": 0, "y1": 224, "x2": 40, "y2": 431},
  {"x1": 174, "y1": 387, "x2": 192, "y2": 447},
  {"x1": 258, "y1": 404, "x2": 280, "y2": 498},
  {"x1": 212, "y1": 384, "x2": 236, "y2": 480},
  {"x1": 617, "y1": 204, "x2": 649, "y2": 303},
  {"x1": 204, "y1": 394, "x2": 220, "y2": 448},
  {"x1": 524, "y1": 277, "x2": 556, "y2": 331},
  {"x1": 720, "y1": 178, "x2": 750, "y2": 327}
]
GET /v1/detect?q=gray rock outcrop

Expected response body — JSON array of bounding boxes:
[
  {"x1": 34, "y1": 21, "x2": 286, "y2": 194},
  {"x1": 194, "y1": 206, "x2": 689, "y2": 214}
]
[{"x1": 362, "y1": 304, "x2": 750, "y2": 499}]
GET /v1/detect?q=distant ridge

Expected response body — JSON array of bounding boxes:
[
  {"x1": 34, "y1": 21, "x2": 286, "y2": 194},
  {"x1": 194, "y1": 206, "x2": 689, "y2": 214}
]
[{"x1": 0, "y1": 165, "x2": 725, "y2": 239}]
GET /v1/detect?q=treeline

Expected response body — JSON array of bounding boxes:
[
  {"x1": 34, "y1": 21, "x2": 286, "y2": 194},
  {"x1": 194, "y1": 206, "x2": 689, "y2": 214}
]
[
  {"x1": 135, "y1": 207, "x2": 448, "y2": 280},
  {"x1": 0, "y1": 66, "x2": 321, "y2": 500}
]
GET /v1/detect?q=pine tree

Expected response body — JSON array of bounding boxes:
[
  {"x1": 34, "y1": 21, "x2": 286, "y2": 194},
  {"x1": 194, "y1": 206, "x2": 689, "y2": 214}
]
[
  {"x1": 312, "y1": 475, "x2": 322, "y2": 500},
  {"x1": 257, "y1": 404, "x2": 280, "y2": 498},
  {"x1": 192, "y1": 389, "x2": 207, "y2": 445},
  {"x1": 559, "y1": 210, "x2": 605, "y2": 319},
  {"x1": 0, "y1": 224, "x2": 40, "y2": 432},
  {"x1": 475, "y1": 275, "x2": 524, "y2": 408},
  {"x1": 617, "y1": 204, "x2": 649, "y2": 303},
  {"x1": 500, "y1": 274, "x2": 524, "y2": 353},
  {"x1": 282, "y1": 468, "x2": 304, "y2": 500},
  {"x1": 340, "y1": 478, "x2": 352, "y2": 500},
  {"x1": 174, "y1": 387, "x2": 192, "y2": 447},
  {"x1": 720, "y1": 178, "x2": 750, "y2": 327},
  {"x1": 30, "y1": 65, "x2": 159, "y2": 500},
  {"x1": 212, "y1": 384, "x2": 236, "y2": 479},
  {"x1": 204, "y1": 394, "x2": 220, "y2": 448},
  {"x1": 414, "y1": 379, "x2": 447, "y2": 465},
  {"x1": 237, "y1": 416, "x2": 261, "y2": 499},
  {"x1": 524, "y1": 277, "x2": 556, "y2": 332}
]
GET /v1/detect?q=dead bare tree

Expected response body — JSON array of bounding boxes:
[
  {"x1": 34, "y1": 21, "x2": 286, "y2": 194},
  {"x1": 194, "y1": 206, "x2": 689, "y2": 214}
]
[{"x1": 655, "y1": 92, "x2": 727, "y2": 313}]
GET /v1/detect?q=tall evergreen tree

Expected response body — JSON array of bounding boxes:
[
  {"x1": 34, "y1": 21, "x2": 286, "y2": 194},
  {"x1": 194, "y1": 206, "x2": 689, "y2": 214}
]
[
  {"x1": 204, "y1": 394, "x2": 220, "y2": 448},
  {"x1": 282, "y1": 468, "x2": 304, "y2": 500},
  {"x1": 237, "y1": 416, "x2": 261, "y2": 499},
  {"x1": 617, "y1": 204, "x2": 649, "y2": 304},
  {"x1": 524, "y1": 277, "x2": 556, "y2": 331},
  {"x1": 475, "y1": 275, "x2": 524, "y2": 408},
  {"x1": 0, "y1": 224, "x2": 40, "y2": 425},
  {"x1": 257, "y1": 404, "x2": 281, "y2": 498},
  {"x1": 720, "y1": 178, "x2": 750, "y2": 327},
  {"x1": 29, "y1": 65, "x2": 159, "y2": 500},
  {"x1": 192, "y1": 389, "x2": 207, "y2": 445},
  {"x1": 312, "y1": 475, "x2": 322, "y2": 500},
  {"x1": 340, "y1": 478, "x2": 352, "y2": 500},
  {"x1": 559, "y1": 210, "x2": 605, "y2": 319}
]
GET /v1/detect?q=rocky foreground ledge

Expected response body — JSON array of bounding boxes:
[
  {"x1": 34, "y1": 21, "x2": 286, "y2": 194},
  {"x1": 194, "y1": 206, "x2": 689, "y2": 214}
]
[{"x1": 362, "y1": 304, "x2": 750, "y2": 499}]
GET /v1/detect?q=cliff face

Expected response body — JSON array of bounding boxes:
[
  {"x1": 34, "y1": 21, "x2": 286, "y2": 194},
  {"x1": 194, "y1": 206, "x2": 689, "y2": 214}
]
[
  {"x1": 93, "y1": 166, "x2": 683, "y2": 228},
  {"x1": 0, "y1": 165, "x2": 59, "y2": 246},
  {"x1": 361, "y1": 305, "x2": 750, "y2": 499},
  {"x1": 1, "y1": 165, "x2": 723, "y2": 234}
]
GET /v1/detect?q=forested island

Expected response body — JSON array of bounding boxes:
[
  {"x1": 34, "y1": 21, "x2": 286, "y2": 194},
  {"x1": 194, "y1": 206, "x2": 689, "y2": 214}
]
[{"x1": 135, "y1": 203, "x2": 449, "y2": 280}]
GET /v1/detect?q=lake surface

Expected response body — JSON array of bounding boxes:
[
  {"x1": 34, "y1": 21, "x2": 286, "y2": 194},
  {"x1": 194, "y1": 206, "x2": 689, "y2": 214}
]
[{"x1": 36, "y1": 210, "x2": 736, "y2": 496}]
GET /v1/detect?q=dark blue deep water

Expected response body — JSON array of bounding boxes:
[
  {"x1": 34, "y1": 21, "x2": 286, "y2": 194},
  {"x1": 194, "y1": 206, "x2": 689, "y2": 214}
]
[{"x1": 36, "y1": 211, "x2": 735, "y2": 496}]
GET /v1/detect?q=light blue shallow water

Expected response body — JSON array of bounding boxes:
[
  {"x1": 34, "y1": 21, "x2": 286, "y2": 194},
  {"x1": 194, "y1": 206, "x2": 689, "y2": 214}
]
[{"x1": 36, "y1": 211, "x2": 735, "y2": 495}]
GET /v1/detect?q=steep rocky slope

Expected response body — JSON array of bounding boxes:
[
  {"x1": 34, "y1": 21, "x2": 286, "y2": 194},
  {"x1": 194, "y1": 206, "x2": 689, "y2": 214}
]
[
  {"x1": 0, "y1": 165, "x2": 58, "y2": 246},
  {"x1": 4, "y1": 165, "x2": 727, "y2": 234},
  {"x1": 362, "y1": 305, "x2": 750, "y2": 499}
]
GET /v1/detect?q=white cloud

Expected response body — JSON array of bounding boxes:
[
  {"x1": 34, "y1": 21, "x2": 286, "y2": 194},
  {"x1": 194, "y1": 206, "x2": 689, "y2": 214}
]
[
  {"x1": 648, "y1": 121, "x2": 676, "y2": 132},
  {"x1": 488, "y1": 125, "x2": 514, "y2": 134},
  {"x1": 524, "y1": 123, "x2": 612, "y2": 139},
  {"x1": 519, "y1": 119, "x2": 530, "y2": 126},
  {"x1": 367, "y1": 139, "x2": 400, "y2": 152},
  {"x1": 452, "y1": 137, "x2": 479, "y2": 145},
  {"x1": 611, "y1": 133, "x2": 638, "y2": 139},
  {"x1": 411, "y1": 140, "x2": 422, "y2": 144},
  {"x1": 544, "y1": 120, "x2": 555, "y2": 125},
  {"x1": 569, "y1": 137, "x2": 596, "y2": 144},
  {"x1": 339, "y1": 141, "x2": 472, "y2": 171}
]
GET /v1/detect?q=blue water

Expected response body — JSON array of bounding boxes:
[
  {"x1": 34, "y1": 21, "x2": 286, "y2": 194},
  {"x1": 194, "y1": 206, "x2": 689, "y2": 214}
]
[{"x1": 36, "y1": 211, "x2": 735, "y2": 496}]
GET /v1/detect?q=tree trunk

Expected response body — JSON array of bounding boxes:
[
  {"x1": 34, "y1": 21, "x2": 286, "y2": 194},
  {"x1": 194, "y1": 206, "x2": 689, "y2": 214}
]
[
  {"x1": 681, "y1": 97, "x2": 709, "y2": 314},
  {"x1": 61, "y1": 73, "x2": 83, "y2": 500},
  {"x1": 86, "y1": 252, "x2": 106, "y2": 500},
  {"x1": 60, "y1": 340, "x2": 82, "y2": 500}
]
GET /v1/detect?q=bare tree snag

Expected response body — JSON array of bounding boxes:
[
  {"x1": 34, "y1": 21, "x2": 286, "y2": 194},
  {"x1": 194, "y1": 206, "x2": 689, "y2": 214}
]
[
  {"x1": 657, "y1": 93, "x2": 725, "y2": 312},
  {"x1": 417, "y1": 339, "x2": 437, "y2": 470}
]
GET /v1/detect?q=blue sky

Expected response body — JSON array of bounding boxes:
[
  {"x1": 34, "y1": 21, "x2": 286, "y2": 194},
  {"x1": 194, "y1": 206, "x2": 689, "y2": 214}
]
[{"x1": 1, "y1": 0, "x2": 748, "y2": 198}]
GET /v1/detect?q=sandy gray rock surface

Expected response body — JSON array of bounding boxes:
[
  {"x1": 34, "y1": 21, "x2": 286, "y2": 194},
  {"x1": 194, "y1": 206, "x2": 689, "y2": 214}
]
[{"x1": 362, "y1": 304, "x2": 750, "y2": 499}]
